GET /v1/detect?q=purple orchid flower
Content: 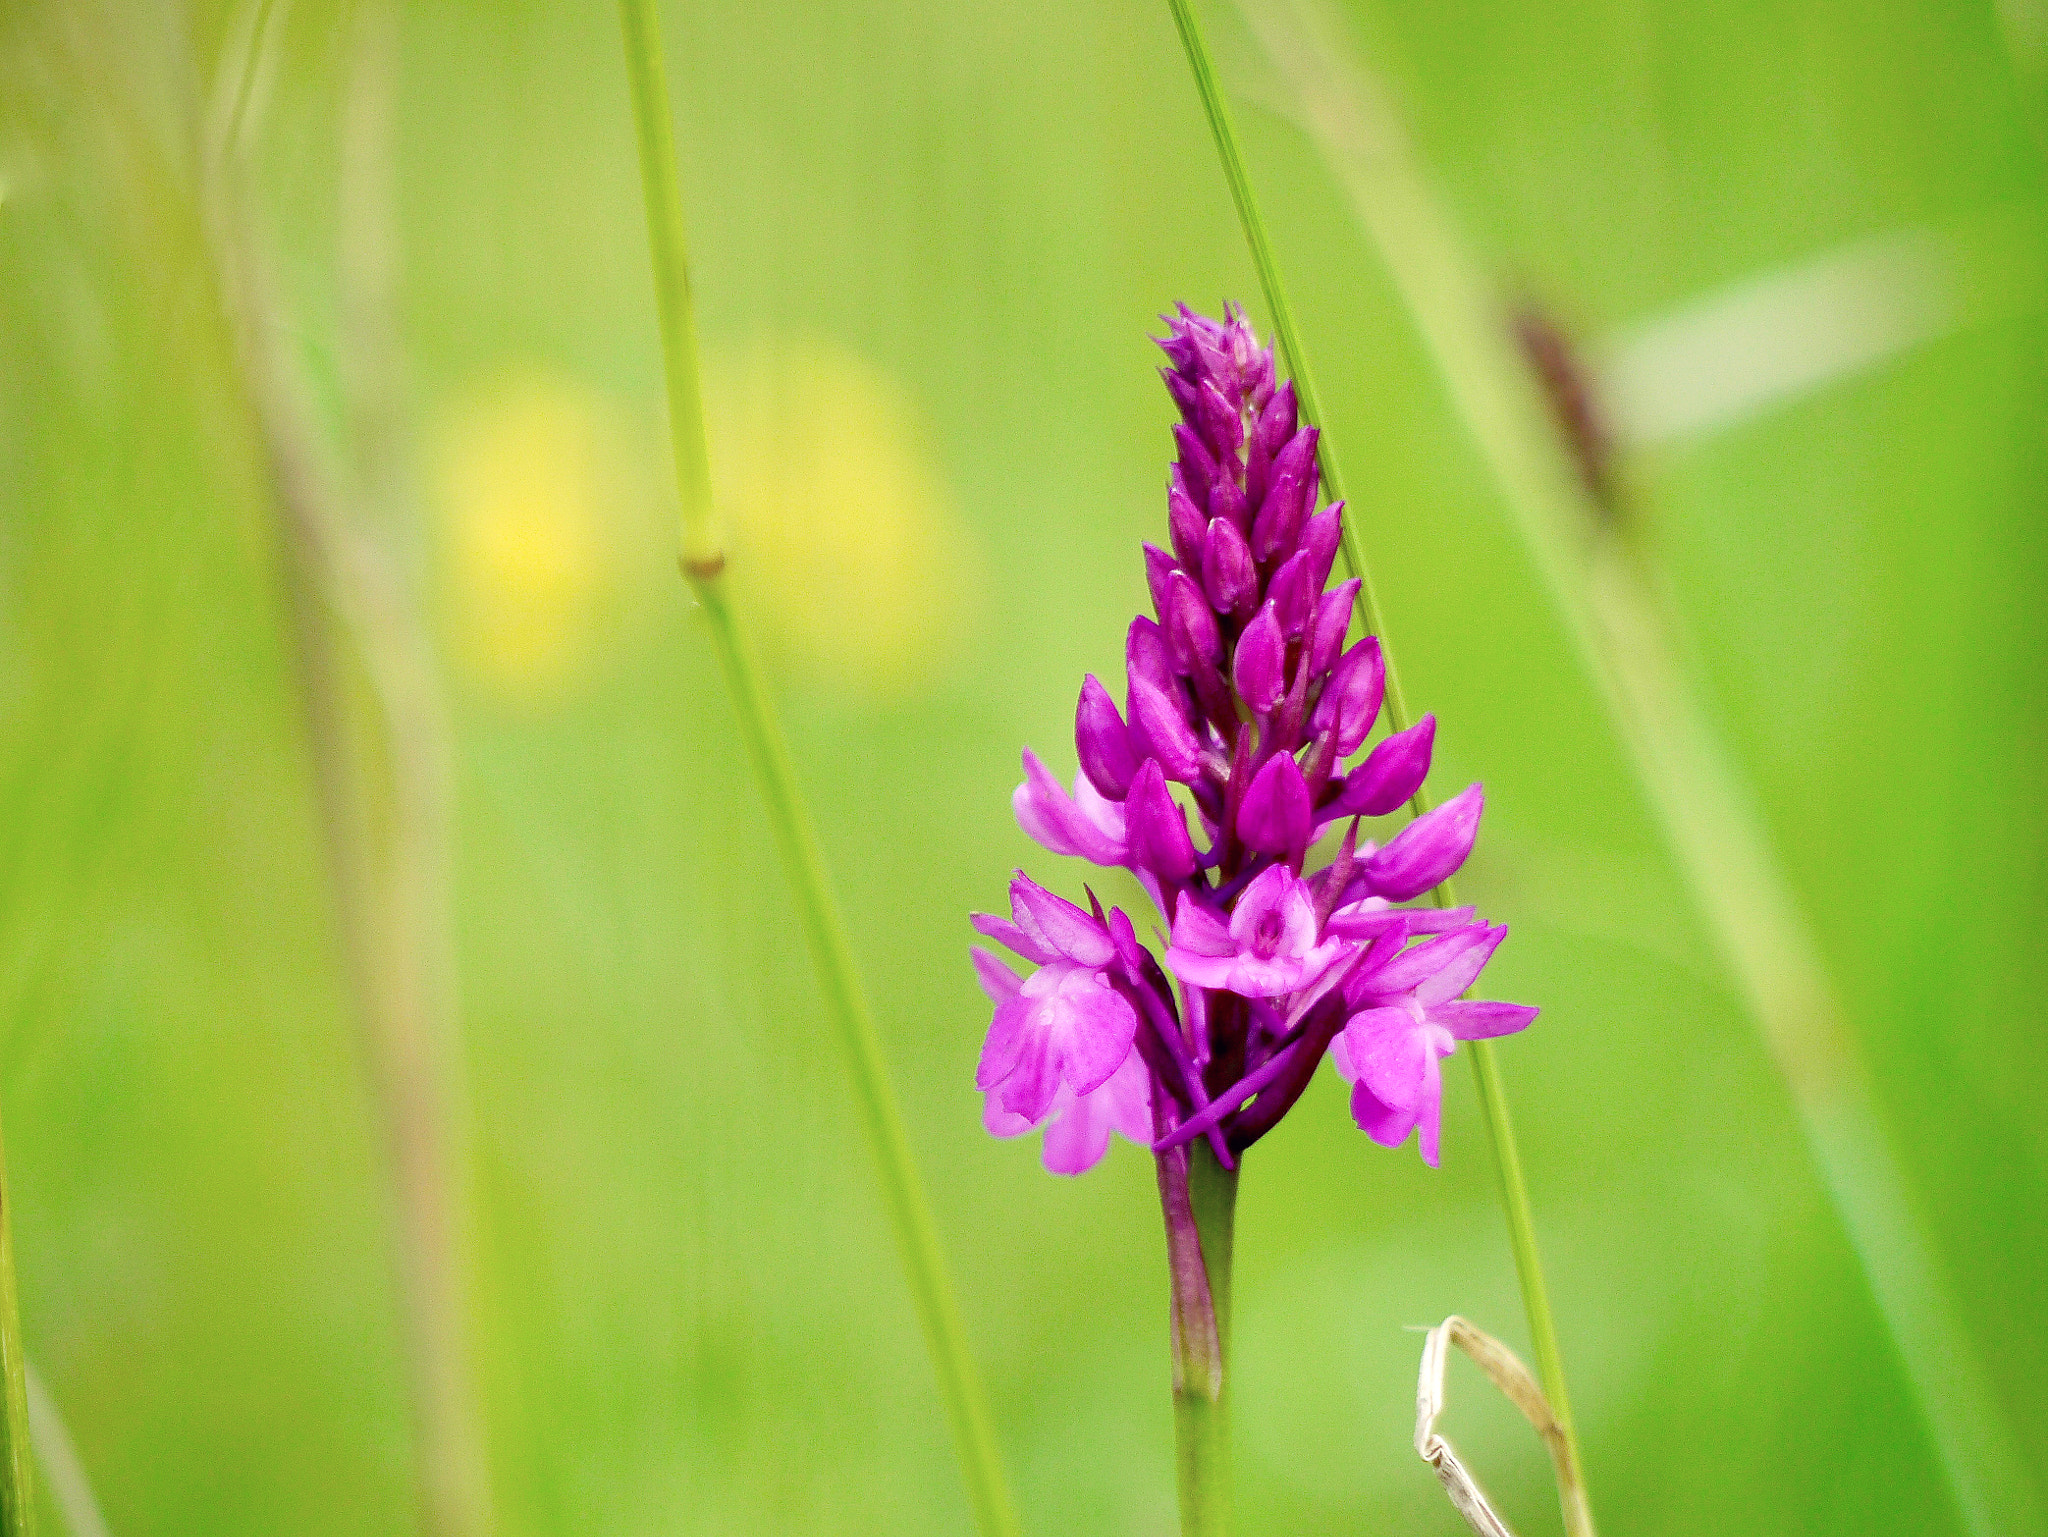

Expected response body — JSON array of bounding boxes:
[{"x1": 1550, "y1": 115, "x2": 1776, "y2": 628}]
[
  {"x1": 971, "y1": 873, "x2": 1139, "y2": 1126},
  {"x1": 1163, "y1": 866, "x2": 1346, "y2": 998},
  {"x1": 968, "y1": 304, "x2": 1540, "y2": 1178},
  {"x1": 1330, "y1": 922, "x2": 1539, "y2": 1165},
  {"x1": 975, "y1": 950, "x2": 1153, "y2": 1175}
]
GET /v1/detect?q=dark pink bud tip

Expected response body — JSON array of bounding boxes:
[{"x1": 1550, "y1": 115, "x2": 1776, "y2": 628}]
[
  {"x1": 1163, "y1": 569, "x2": 1223, "y2": 672},
  {"x1": 1364, "y1": 783, "x2": 1483, "y2": 900},
  {"x1": 1127, "y1": 760, "x2": 1199, "y2": 880},
  {"x1": 1173, "y1": 422, "x2": 1217, "y2": 510},
  {"x1": 1168, "y1": 485, "x2": 1208, "y2": 571},
  {"x1": 1301, "y1": 506, "x2": 1343, "y2": 592},
  {"x1": 1075, "y1": 674, "x2": 1139, "y2": 800},
  {"x1": 1143, "y1": 543, "x2": 1177, "y2": 623},
  {"x1": 1312, "y1": 636, "x2": 1387, "y2": 757},
  {"x1": 1254, "y1": 380, "x2": 1298, "y2": 459},
  {"x1": 1126, "y1": 616, "x2": 1174, "y2": 697},
  {"x1": 1196, "y1": 379, "x2": 1245, "y2": 460},
  {"x1": 1307, "y1": 580, "x2": 1360, "y2": 678},
  {"x1": 1232, "y1": 603, "x2": 1287, "y2": 715},
  {"x1": 1333, "y1": 714, "x2": 1435, "y2": 818},
  {"x1": 1251, "y1": 427, "x2": 1319, "y2": 561},
  {"x1": 1265, "y1": 550, "x2": 1316, "y2": 638},
  {"x1": 1237, "y1": 750, "x2": 1312, "y2": 855},
  {"x1": 1130, "y1": 677, "x2": 1206, "y2": 784},
  {"x1": 1203, "y1": 517, "x2": 1257, "y2": 617}
]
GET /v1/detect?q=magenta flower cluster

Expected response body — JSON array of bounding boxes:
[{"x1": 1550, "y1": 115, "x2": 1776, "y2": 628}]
[{"x1": 971, "y1": 306, "x2": 1537, "y2": 1175}]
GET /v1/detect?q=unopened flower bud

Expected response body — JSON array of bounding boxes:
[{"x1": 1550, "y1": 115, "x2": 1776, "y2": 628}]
[
  {"x1": 1172, "y1": 422, "x2": 1217, "y2": 512},
  {"x1": 1196, "y1": 379, "x2": 1244, "y2": 461},
  {"x1": 1251, "y1": 426, "x2": 1319, "y2": 560},
  {"x1": 1163, "y1": 569, "x2": 1222, "y2": 673},
  {"x1": 1307, "y1": 580, "x2": 1359, "y2": 677},
  {"x1": 1265, "y1": 550, "x2": 1316, "y2": 637},
  {"x1": 1129, "y1": 677, "x2": 1207, "y2": 784},
  {"x1": 1168, "y1": 485, "x2": 1208, "y2": 571},
  {"x1": 1237, "y1": 750, "x2": 1312, "y2": 855},
  {"x1": 1126, "y1": 759, "x2": 1198, "y2": 880},
  {"x1": 1330, "y1": 714, "x2": 1434, "y2": 818},
  {"x1": 1144, "y1": 543, "x2": 1177, "y2": 624},
  {"x1": 1232, "y1": 602, "x2": 1286, "y2": 715},
  {"x1": 1126, "y1": 615, "x2": 1174, "y2": 697},
  {"x1": 1075, "y1": 674, "x2": 1140, "y2": 799},
  {"x1": 1312, "y1": 637, "x2": 1386, "y2": 757},
  {"x1": 1202, "y1": 517, "x2": 1257, "y2": 618},
  {"x1": 1363, "y1": 783, "x2": 1483, "y2": 899},
  {"x1": 1300, "y1": 505, "x2": 1342, "y2": 592}
]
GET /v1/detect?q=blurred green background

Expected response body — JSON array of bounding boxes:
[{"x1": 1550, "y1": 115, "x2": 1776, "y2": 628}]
[{"x1": 2, "y1": 0, "x2": 2045, "y2": 1532}]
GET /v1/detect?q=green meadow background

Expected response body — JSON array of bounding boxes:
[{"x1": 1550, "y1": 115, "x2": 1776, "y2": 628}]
[{"x1": 3, "y1": 0, "x2": 2045, "y2": 1532}]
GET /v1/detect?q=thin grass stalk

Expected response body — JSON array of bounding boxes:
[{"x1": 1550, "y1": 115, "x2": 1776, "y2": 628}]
[
  {"x1": 612, "y1": 7, "x2": 1021, "y2": 1535},
  {"x1": 25, "y1": 1365, "x2": 108, "y2": 1537},
  {"x1": 0, "y1": 1128, "x2": 31, "y2": 1537},
  {"x1": 203, "y1": 8, "x2": 495, "y2": 1534},
  {"x1": 1235, "y1": 3, "x2": 2048, "y2": 1534},
  {"x1": 1162, "y1": 5, "x2": 1592, "y2": 1531}
]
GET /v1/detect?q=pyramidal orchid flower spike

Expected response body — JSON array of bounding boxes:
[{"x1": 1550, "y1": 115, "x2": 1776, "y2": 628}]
[{"x1": 970, "y1": 306, "x2": 1537, "y2": 1176}]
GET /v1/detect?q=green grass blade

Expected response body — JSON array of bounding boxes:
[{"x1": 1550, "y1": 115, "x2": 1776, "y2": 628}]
[
  {"x1": 614, "y1": 7, "x2": 1021, "y2": 1534},
  {"x1": 1235, "y1": 3, "x2": 2048, "y2": 1532}
]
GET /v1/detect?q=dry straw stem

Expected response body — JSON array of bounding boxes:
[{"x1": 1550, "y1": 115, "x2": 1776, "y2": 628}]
[
  {"x1": 1234, "y1": 2, "x2": 2048, "y2": 1534},
  {"x1": 1415, "y1": 1316, "x2": 1590, "y2": 1537},
  {"x1": 206, "y1": 5, "x2": 496, "y2": 1535}
]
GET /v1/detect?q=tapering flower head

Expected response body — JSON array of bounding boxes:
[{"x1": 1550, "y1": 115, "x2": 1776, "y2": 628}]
[{"x1": 968, "y1": 305, "x2": 1538, "y2": 1174}]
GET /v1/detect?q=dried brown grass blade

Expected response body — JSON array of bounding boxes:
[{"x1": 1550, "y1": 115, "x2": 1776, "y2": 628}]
[{"x1": 1415, "y1": 1316, "x2": 1594, "y2": 1537}]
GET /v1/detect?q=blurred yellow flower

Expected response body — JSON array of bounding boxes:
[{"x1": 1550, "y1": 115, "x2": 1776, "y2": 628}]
[
  {"x1": 434, "y1": 371, "x2": 639, "y2": 704},
  {"x1": 707, "y1": 339, "x2": 979, "y2": 697}
]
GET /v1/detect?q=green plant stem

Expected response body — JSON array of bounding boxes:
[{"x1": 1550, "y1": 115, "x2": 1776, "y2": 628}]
[
  {"x1": 1234, "y1": 3, "x2": 2047, "y2": 1534},
  {"x1": 1167, "y1": 1144, "x2": 1238, "y2": 1537},
  {"x1": 614, "y1": 8, "x2": 1020, "y2": 1536},
  {"x1": 0, "y1": 1128, "x2": 32, "y2": 1537},
  {"x1": 1164, "y1": 4, "x2": 1591, "y2": 1530}
]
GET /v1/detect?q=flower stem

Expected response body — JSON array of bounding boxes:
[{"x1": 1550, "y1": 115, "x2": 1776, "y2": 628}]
[
  {"x1": 0, "y1": 1125, "x2": 29, "y2": 1537},
  {"x1": 1164, "y1": 4, "x2": 1592, "y2": 1529},
  {"x1": 1161, "y1": 1141, "x2": 1239, "y2": 1537},
  {"x1": 614, "y1": 9, "x2": 1020, "y2": 1536},
  {"x1": 1235, "y1": 4, "x2": 2048, "y2": 1534}
]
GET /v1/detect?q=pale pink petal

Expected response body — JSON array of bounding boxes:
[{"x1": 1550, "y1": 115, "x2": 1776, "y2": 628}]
[
  {"x1": 1054, "y1": 974, "x2": 1138, "y2": 1095},
  {"x1": 1169, "y1": 898, "x2": 1237, "y2": 957},
  {"x1": 970, "y1": 947, "x2": 1023, "y2": 1004},
  {"x1": 982, "y1": 1092, "x2": 1041, "y2": 1137},
  {"x1": 1040, "y1": 1090, "x2": 1116, "y2": 1175},
  {"x1": 1416, "y1": 1051, "x2": 1445, "y2": 1166},
  {"x1": 1435, "y1": 999, "x2": 1539, "y2": 1040},
  {"x1": 1364, "y1": 924, "x2": 1492, "y2": 999},
  {"x1": 1344, "y1": 1007, "x2": 1432, "y2": 1118},
  {"x1": 1008, "y1": 872, "x2": 1116, "y2": 967},
  {"x1": 1013, "y1": 748, "x2": 1127, "y2": 865},
  {"x1": 975, "y1": 993, "x2": 1034, "y2": 1093},
  {"x1": 1349, "y1": 1076, "x2": 1418, "y2": 1149},
  {"x1": 970, "y1": 912, "x2": 1057, "y2": 966},
  {"x1": 1101, "y1": 1049, "x2": 1155, "y2": 1145},
  {"x1": 1416, "y1": 924, "x2": 1508, "y2": 1005},
  {"x1": 1162, "y1": 948, "x2": 1243, "y2": 990}
]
